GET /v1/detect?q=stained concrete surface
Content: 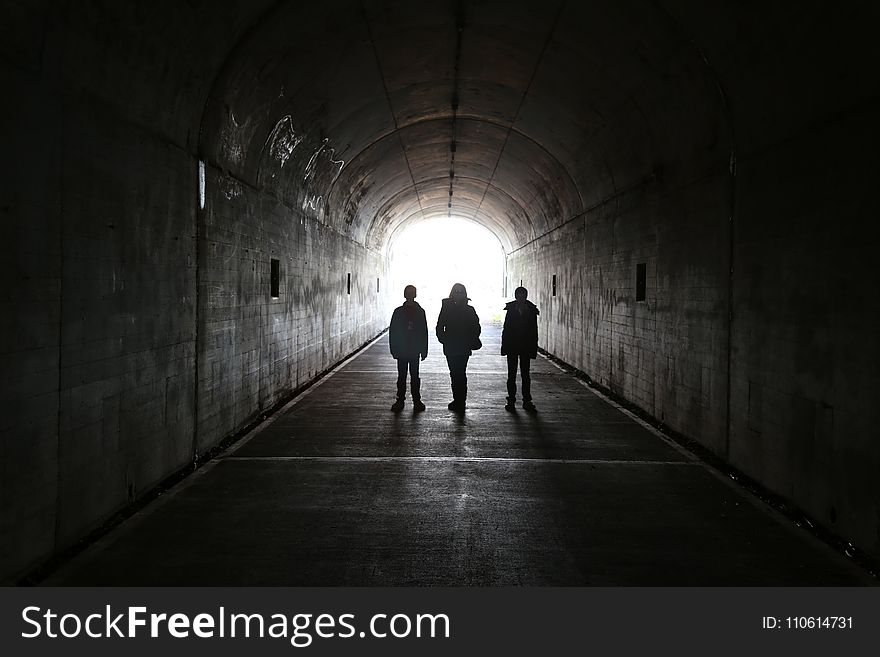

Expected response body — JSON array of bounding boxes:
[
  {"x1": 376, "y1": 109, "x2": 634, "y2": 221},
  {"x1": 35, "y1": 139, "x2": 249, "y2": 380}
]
[{"x1": 42, "y1": 327, "x2": 872, "y2": 586}]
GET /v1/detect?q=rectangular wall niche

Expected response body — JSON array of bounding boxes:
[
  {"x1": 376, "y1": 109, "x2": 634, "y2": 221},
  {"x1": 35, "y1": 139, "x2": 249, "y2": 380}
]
[
  {"x1": 552, "y1": 274, "x2": 557, "y2": 297},
  {"x1": 347, "y1": 273, "x2": 351, "y2": 295},
  {"x1": 270, "y1": 258, "x2": 280, "y2": 298},
  {"x1": 636, "y1": 262, "x2": 647, "y2": 301}
]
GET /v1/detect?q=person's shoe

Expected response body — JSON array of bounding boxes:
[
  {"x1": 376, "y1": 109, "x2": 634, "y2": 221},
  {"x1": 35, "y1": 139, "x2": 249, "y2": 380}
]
[
  {"x1": 504, "y1": 401, "x2": 515, "y2": 412},
  {"x1": 448, "y1": 400, "x2": 465, "y2": 412},
  {"x1": 413, "y1": 400, "x2": 426, "y2": 412},
  {"x1": 523, "y1": 400, "x2": 537, "y2": 412},
  {"x1": 391, "y1": 399, "x2": 404, "y2": 412}
]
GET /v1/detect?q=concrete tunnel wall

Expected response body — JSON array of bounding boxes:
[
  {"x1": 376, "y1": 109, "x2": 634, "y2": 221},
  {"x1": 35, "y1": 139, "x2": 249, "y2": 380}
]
[
  {"x1": 0, "y1": 1, "x2": 393, "y2": 580},
  {"x1": 506, "y1": 3, "x2": 880, "y2": 561},
  {"x1": 1, "y1": 1, "x2": 879, "y2": 581}
]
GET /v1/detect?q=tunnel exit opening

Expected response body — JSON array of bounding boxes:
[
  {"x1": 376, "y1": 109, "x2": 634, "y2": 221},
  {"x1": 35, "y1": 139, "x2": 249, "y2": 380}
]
[{"x1": 389, "y1": 218, "x2": 506, "y2": 324}]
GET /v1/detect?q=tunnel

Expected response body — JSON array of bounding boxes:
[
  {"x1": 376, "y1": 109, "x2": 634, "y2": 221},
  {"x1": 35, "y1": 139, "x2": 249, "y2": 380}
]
[{"x1": 1, "y1": 0, "x2": 879, "y2": 584}]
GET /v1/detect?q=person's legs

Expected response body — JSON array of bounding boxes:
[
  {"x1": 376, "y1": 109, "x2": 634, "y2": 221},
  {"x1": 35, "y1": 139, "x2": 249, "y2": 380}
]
[
  {"x1": 409, "y1": 359, "x2": 425, "y2": 411},
  {"x1": 445, "y1": 355, "x2": 457, "y2": 408},
  {"x1": 409, "y1": 358, "x2": 421, "y2": 401},
  {"x1": 506, "y1": 354, "x2": 518, "y2": 403},
  {"x1": 396, "y1": 359, "x2": 408, "y2": 400},
  {"x1": 520, "y1": 354, "x2": 531, "y2": 402},
  {"x1": 459, "y1": 355, "x2": 469, "y2": 402},
  {"x1": 446, "y1": 354, "x2": 469, "y2": 409},
  {"x1": 392, "y1": 359, "x2": 407, "y2": 411},
  {"x1": 521, "y1": 354, "x2": 536, "y2": 411}
]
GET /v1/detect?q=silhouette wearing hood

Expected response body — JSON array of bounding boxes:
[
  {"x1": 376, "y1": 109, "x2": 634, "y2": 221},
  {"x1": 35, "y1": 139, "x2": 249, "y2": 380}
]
[
  {"x1": 435, "y1": 283, "x2": 481, "y2": 412},
  {"x1": 501, "y1": 286, "x2": 539, "y2": 411}
]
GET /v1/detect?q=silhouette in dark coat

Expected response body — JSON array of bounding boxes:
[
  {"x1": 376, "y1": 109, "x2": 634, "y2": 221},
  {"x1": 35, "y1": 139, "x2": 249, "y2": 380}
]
[
  {"x1": 501, "y1": 286, "x2": 539, "y2": 411},
  {"x1": 389, "y1": 285, "x2": 428, "y2": 412},
  {"x1": 435, "y1": 282, "x2": 481, "y2": 412}
]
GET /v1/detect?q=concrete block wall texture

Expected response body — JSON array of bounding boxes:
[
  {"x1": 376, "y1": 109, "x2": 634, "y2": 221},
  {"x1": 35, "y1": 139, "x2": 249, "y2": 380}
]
[
  {"x1": 1, "y1": 63, "x2": 63, "y2": 584},
  {"x1": 1, "y1": 86, "x2": 200, "y2": 579},
  {"x1": 3, "y1": 1, "x2": 183, "y2": 581},
  {"x1": 508, "y1": 171, "x2": 730, "y2": 453},
  {"x1": 0, "y1": 5, "x2": 208, "y2": 577},
  {"x1": 728, "y1": 104, "x2": 880, "y2": 554},
  {"x1": 196, "y1": 164, "x2": 390, "y2": 452},
  {"x1": 0, "y1": 1, "x2": 391, "y2": 581},
  {"x1": 509, "y1": 4, "x2": 880, "y2": 558},
  {"x1": 691, "y1": 5, "x2": 880, "y2": 557},
  {"x1": 56, "y1": 96, "x2": 199, "y2": 540}
]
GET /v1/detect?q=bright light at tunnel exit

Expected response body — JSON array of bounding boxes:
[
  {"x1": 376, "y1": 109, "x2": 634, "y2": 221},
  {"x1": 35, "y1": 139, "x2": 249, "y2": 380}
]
[{"x1": 389, "y1": 218, "x2": 506, "y2": 324}]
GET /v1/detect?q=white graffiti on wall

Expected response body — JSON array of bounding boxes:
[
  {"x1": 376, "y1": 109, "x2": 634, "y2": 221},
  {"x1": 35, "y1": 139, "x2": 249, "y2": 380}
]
[
  {"x1": 220, "y1": 173, "x2": 242, "y2": 200},
  {"x1": 220, "y1": 107, "x2": 247, "y2": 166},
  {"x1": 266, "y1": 115, "x2": 304, "y2": 171},
  {"x1": 303, "y1": 137, "x2": 345, "y2": 185},
  {"x1": 263, "y1": 116, "x2": 347, "y2": 219}
]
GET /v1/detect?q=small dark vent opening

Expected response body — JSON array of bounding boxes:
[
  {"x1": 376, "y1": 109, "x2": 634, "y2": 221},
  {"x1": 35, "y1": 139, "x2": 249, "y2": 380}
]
[
  {"x1": 270, "y1": 258, "x2": 280, "y2": 298},
  {"x1": 636, "y1": 263, "x2": 646, "y2": 302}
]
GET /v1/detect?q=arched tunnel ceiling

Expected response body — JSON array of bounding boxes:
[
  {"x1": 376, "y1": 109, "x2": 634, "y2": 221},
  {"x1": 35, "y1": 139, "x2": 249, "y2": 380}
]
[{"x1": 200, "y1": 0, "x2": 728, "y2": 253}]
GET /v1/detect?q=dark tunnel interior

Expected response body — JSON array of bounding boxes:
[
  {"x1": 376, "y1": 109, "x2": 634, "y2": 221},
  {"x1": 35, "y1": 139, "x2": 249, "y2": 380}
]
[{"x1": 1, "y1": 0, "x2": 879, "y2": 581}]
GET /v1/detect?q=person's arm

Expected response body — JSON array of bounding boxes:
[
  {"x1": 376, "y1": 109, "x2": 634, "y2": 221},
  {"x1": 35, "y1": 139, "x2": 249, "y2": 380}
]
[
  {"x1": 530, "y1": 307, "x2": 539, "y2": 358},
  {"x1": 419, "y1": 309, "x2": 429, "y2": 359},
  {"x1": 389, "y1": 308, "x2": 400, "y2": 358},
  {"x1": 435, "y1": 307, "x2": 446, "y2": 343}
]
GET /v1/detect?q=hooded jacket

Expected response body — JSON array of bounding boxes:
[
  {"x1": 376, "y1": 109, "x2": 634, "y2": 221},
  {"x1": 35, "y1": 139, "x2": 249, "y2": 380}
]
[
  {"x1": 500, "y1": 299, "x2": 539, "y2": 358},
  {"x1": 436, "y1": 297, "x2": 481, "y2": 357}
]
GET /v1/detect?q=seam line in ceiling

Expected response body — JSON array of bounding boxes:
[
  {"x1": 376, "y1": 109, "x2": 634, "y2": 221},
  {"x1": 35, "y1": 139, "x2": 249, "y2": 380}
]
[
  {"x1": 469, "y1": 0, "x2": 567, "y2": 235},
  {"x1": 507, "y1": 169, "x2": 657, "y2": 256},
  {"x1": 447, "y1": 8, "x2": 464, "y2": 217},
  {"x1": 360, "y1": 0, "x2": 427, "y2": 224}
]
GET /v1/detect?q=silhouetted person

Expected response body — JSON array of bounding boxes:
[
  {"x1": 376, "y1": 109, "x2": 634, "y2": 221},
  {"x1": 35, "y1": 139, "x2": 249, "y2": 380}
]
[
  {"x1": 501, "y1": 286, "x2": 539, "y2": 412},
  {"x1": 436, "y1": 282, "x2": 481, "y2": 412},
  {"x1": 389, "y1": 285, "x2": 428, "y2": 412}
]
